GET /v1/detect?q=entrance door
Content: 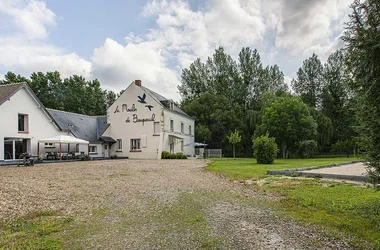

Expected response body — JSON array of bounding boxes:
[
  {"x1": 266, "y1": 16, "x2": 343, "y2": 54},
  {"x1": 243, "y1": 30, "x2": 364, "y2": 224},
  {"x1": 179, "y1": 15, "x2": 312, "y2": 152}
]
[{"x1": 104, "y1": 144, "x2": 109, "y2": 158}]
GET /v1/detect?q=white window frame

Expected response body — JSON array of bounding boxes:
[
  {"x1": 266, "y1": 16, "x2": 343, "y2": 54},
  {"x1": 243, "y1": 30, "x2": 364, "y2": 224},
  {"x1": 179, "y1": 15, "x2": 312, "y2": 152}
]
[
  {"x1": 116, "y1": 139, "x2": 122, "y2": 151},
  {"x1": 130, "y1": 139, "x2": 141, "y2": 151},
  {"x1": 89, "y1": 146, "x2": 97, "y2": 153},
  {"x1": 18, "y1": 113, "x2": 29, "y2": 132},
  {"x1": 153, "y1": 122, "x2": 160, "y2": 135},
  {"x1": 44, "y1": 143, "x2": 55, "y2": 148},
  {"x1": 181, "y1": 122, "x2": 184, "y2": 134},
  {"x1": 170, "y1": 119, "x2": 174, "y2": 132},
  {"x1": 189, "y1": 125, "x2": 192, "y2": 135}
]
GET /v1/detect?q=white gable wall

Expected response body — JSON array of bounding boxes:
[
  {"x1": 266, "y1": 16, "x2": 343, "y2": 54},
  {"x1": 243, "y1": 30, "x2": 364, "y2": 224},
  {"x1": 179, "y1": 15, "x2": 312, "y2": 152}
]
[
  {"x1": 103, "y1": 83, "x2": 162, "y2": 159},
  {"x1": 0, "y1": 87, "x2": 66, "y2": 160}
]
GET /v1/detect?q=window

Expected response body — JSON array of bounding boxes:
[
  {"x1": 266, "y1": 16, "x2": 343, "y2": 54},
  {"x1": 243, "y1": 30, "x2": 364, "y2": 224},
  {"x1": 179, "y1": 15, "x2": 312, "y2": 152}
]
[
  {"x1": 89, "y1": 146, "x2": 97, "y2": 153},
  {"x1": 130, "y1": 139, "x2": 141, "y2": 151},
  {"x1": 170, "y1": 143, "x2": 174, "y2": 154},
  {"x1": 170, "y1": 120, "x2": 174, "y2": 132},
  {"x1": 189, "y1": 125, "x2": 192, "y2": 135},
  {"x1": 181, "y1": 122, "x2": 184, "y2": 134},
  {"x1": 181, "y1": 141, "x2": 184, "y2": 152},
  {"x1": 44, "y1": 143, "x2": 55, "y2": 148},
  {"x1": 116, "y1": 139, "x2": 122, "y2": 151},
  {"x1": 170, "y1": 101, "x2": 174, "y2": 110},
  {"x1": 18, "y1": 114, "x2": 28, "y2": 132},
  {"x1": 75, "y1": 144, "x2": 79, "y2": 152},
  {"x1": 154, "y1": 122, "x2": 160, "y2": 135}
]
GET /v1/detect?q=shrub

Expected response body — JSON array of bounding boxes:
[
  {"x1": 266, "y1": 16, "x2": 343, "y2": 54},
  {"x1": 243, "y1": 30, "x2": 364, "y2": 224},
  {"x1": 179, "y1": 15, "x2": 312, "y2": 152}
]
[
  {"x1": 161, "y1": 151, "x2": 170, "y2": 159},
  {"x1": 298, "y1": 140, "x2": 318, "y2": 158},
  {"x1": 161, "y1": 151, "x2": 187, "y2": 159},
  {"x1": 175, "y1": 153, "x2": 183, "y2": 159},
  {"x1": 253, "y1": 134, "x2": 278, "y2": 164}
]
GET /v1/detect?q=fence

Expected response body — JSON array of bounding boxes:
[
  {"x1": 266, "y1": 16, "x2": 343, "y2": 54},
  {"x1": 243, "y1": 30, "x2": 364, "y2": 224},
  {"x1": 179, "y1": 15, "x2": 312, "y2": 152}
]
[{"x1": 195, "y1": 148, "x2": 222, "y2": 158}]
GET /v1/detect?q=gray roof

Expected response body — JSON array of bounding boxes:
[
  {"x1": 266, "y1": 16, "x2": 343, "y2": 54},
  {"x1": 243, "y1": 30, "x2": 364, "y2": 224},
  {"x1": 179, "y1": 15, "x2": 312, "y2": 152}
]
[
  {"x1": 47, "y1": 109, "x2": 107, "y2": 142},
  {"x1": 141, "y1": 86, "x2": 193, "y2": 119},
  {"x1": 97, "y1": 116, "x2": 109, "y2": 137},
  {"x1": 0, "y1": 83, "x2": 23, "y2": 105}
]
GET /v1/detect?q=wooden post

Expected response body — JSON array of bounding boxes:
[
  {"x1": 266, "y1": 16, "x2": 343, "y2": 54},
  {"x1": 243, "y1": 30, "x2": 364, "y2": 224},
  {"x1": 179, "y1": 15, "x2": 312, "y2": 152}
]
[
  {"x1": 37, "y1": 142, "x2": 40, "y2": 159},
  {"x1": 68, "y1": 144, "x2": 70, "y2": 154},
  {"x1": 59, "y1": 143, "x2": 62, "y2": 160}
]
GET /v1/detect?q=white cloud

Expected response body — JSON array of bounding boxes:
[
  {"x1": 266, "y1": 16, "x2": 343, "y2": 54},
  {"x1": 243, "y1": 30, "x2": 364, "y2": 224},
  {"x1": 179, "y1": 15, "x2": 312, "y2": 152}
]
[
  {"x1": 275, "y1": 0, "x2": 351, "y2": 57},
  {"x1": 0, "y1": 0, "x2": 56, "y2": 40},
  {"x1": 0, "y1": 0, "x2": 91, "y2": 79},
  {"x1": 91, "y1": 38, "x2": 180, "y2": 100}
]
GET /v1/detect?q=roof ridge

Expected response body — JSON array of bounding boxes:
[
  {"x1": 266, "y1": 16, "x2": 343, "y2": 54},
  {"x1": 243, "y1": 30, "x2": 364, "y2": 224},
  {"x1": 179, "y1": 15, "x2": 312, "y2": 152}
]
[
  {"x1": 141, "y1": 85, "x2": 169, "y2": 101},
  {"x1": 0, "y1": 82, "x2": 24, "y2": 87},
  {"x1": 47, "y1": 108, "x2": 99, "y2": 118}
]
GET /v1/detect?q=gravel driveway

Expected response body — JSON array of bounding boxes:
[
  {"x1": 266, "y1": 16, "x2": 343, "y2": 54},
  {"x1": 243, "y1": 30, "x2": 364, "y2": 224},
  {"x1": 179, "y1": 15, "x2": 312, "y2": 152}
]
[{"x1": 0, "y1": 160, "x2": 352, "y2": 249}]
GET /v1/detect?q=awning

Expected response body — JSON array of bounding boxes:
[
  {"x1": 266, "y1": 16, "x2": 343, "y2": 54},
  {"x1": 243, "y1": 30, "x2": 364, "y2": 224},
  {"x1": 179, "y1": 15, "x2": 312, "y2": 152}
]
[
  {"x1": 169, "y1": 134, "x2": 183, "y2": 144},
  {"x1": 38, "y1": 135, "x2": 89, "y2": 144},
  {"x1": 99, "y1": 136, "x2": 116, "y2": 143},
  {"x1": 185, "y1": 142, "x2": 208, "y2": 147}
]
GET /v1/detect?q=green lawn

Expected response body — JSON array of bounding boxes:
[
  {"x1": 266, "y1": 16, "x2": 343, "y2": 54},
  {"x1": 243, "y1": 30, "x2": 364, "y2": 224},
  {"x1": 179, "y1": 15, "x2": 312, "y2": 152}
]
[
  {"x1": 205, "y1": 157, "x2": 361, "y2": 179},
  {"x1": 206, "y1": 157, "x2": 380, "y2": 249}
]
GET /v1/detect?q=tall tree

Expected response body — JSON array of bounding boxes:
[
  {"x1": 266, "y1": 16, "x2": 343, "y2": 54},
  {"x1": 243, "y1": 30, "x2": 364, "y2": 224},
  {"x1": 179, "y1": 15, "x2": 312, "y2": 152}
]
[
  {"x1": 0, "y1": 72, "x2": 29, "y2": 85},
  {"x1": 179, "y1": 46, "x2": 288, "y2": 157},
  {"x1": 238, "y1": 47, "x2": 263, "y2": 109},
  {"x1": 178, "y1": 58, "x2": 210, "y2": 101},
  {"x1": 292, "y1": 53, "x2": 324, "y2": 108},
  {"x1": 106, "y1": 91, "x2": 117, "y2": 109},
  {"x1": 342, "y1": 0, "x2": 380, "y2": 185},
  {"x1": 322, "y1": 50, "x2": 357, "y2": 144},
  {"x1": 255, "y1": 96, "x2": 317, "y2": 158}
]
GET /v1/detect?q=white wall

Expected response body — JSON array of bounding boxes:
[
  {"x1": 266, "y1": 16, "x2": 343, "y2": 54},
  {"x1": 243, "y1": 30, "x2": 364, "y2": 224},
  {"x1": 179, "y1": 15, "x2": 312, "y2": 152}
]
[
  {"x1": 162, "y1": 109, "x2": 195, "y2": 156},
  {"x1": 103, "y1": 83, "x2": 161, "y2": 159},
  {"x1": 0, "y1": 87, "x2": 66, "y2": 160}
]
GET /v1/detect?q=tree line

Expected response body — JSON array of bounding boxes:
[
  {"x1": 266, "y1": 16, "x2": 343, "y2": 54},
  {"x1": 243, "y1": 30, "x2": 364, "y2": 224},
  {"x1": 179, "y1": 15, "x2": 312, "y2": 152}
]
[
  {"x1": 179, "y1": 0, "x2": 378, "y2": 165},
  {"x1": 0, "y1": 71, "x2": 117, "y2": 116},
  {"x1": 179, "y1": 47, "x2": 357, "y2": 158}
]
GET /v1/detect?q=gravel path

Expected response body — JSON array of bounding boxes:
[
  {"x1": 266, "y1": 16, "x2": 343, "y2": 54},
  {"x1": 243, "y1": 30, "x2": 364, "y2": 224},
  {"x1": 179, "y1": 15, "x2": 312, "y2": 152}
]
[
  {"x1": 303, "y1": 162, "x2": 367, "y2": 176},
  {"x1": 0, "y1": 159, "x2": 353, "y2": 249}
]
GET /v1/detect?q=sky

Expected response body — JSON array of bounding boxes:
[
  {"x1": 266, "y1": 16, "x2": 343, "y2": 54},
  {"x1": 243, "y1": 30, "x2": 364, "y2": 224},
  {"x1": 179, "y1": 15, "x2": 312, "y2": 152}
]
[{"x1": 0, "y1": 0, "x2": 353, "y2": 101}]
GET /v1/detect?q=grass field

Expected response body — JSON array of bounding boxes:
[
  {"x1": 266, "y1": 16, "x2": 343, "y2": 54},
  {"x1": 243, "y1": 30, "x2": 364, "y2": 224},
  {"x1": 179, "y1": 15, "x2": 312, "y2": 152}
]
[
  {"x1": 205, "y1": 157, "x2": 361, "y2": 179},
  {"x1": 206, "y1": 157, "x2": 380, "y2": 249}
]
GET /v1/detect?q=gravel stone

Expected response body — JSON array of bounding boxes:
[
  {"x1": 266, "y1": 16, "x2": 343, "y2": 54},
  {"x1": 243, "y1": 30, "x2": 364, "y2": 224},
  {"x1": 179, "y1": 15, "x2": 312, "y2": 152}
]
[{"x1": 0, "y1": 159, "x2": 353, "y2": 249}]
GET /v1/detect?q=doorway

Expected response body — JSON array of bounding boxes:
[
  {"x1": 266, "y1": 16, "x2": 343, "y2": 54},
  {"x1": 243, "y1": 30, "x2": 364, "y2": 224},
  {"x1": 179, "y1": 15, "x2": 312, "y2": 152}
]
[{"x1": 4, "y1": 138, "x2": 28, "y2": 160}]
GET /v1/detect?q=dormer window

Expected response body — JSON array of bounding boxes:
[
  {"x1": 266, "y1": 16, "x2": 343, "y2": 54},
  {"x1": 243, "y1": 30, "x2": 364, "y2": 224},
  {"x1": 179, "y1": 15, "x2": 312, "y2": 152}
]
[{"x1": 170, "y1": 101, "x2": 174, "y2": 110}]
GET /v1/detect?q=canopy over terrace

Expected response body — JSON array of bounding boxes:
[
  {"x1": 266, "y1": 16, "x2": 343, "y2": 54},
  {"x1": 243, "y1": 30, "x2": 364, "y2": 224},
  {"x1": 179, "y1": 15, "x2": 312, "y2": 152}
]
[{"x1": 38, "y1": 135, "x2": 89, "y2": 160}]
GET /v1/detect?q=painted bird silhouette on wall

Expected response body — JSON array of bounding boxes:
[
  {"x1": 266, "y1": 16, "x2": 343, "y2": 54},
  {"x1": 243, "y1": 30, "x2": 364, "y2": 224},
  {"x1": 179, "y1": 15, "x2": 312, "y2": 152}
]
[
  {"x1": 145, "y1": 105, "x2": 154, "y2": 111},
  {"x1": 138, "y1": 93, "x2": 147, "y2": 104}
]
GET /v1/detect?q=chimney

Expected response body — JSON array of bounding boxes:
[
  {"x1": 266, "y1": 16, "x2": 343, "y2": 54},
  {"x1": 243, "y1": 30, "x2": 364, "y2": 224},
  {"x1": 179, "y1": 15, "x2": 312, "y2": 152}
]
[{"x1": 135, "y1": 80, "x2": 142, "y2": 87}]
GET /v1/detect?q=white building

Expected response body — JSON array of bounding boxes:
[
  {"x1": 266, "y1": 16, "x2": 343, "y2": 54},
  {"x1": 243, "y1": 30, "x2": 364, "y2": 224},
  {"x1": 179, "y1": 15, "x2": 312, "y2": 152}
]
[
  {"x1": 103, "y1": 80, "x2": 195, "y2": 159},
  {"x1": 0, "y1": 80, "x2": 194, "y2": 162}
]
